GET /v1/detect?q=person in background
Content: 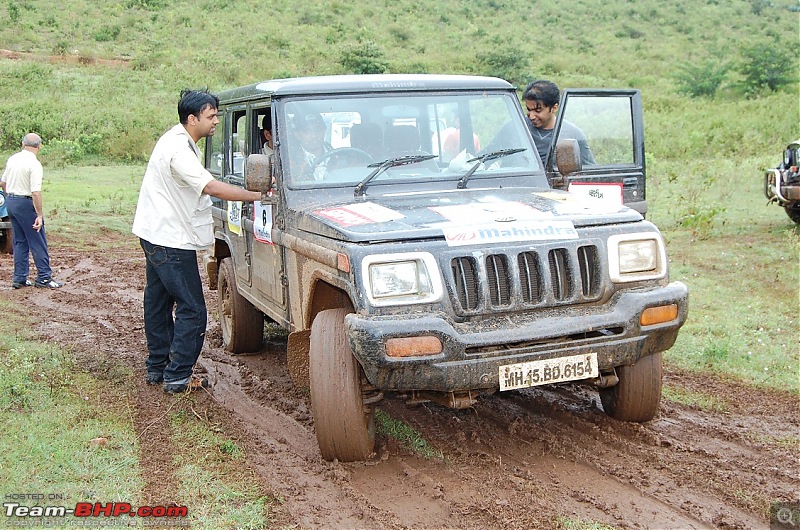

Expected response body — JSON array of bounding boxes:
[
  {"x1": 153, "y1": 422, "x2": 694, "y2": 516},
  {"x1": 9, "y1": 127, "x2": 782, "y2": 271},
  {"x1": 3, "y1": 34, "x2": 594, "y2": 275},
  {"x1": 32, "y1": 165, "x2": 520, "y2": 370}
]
[
  {"x1": 132, "y1": 89, "x2": 262, "y2": 394},
  {"x1": 0, "y1": 133, "x2": 63, "y2": 289},
  {"x1": 260, "y1": 112, "x2": 274, "y2": 156},
  {"x1": 522, "y1": 80, "x2": 595, "y2": 167}
]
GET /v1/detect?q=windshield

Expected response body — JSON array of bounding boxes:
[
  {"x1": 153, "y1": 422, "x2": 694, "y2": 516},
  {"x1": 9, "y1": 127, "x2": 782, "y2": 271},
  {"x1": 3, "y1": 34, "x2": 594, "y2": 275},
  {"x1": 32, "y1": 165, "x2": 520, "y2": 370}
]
[{"x1": 278, "y1": 92, "x2": 543, "y2": 189}]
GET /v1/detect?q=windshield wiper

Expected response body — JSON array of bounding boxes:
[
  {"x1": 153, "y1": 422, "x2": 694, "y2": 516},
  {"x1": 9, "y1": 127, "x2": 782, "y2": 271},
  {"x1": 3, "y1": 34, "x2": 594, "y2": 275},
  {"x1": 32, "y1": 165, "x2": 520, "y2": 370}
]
[
  {"x1": 354, "y1": 154, "x2": 436, "y2": 197},
  {"x1": 456, "y1": 148, "x2": 526, "y2": 189}
]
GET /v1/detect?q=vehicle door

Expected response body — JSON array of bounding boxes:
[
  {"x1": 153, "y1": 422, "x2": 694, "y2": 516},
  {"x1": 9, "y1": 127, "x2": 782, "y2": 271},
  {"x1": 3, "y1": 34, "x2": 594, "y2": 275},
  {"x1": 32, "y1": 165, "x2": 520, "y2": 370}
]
[
  {"x1": 245, "y1": 105, "x2": 287, "y2": 321},
  {"x1": 224, "y1": 106, "x2": 252, "y2": 286},
  {"x1": 545, "y1": 89, "x2": 647, "y2": 215}
]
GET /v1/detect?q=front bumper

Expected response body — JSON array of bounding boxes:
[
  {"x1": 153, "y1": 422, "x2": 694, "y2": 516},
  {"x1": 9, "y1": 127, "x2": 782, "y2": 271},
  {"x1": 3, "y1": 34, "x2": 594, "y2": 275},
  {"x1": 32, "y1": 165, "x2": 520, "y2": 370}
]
[{"x1": 346, "y1": 281, "x2": 688, "y2": 392}]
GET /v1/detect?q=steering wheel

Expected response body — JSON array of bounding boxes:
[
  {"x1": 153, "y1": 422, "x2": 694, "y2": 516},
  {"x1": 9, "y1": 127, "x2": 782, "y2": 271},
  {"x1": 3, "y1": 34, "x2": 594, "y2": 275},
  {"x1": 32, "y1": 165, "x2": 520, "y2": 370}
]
[{"x1": 310, "y1": 148, "x2": 373, "y2": 175}]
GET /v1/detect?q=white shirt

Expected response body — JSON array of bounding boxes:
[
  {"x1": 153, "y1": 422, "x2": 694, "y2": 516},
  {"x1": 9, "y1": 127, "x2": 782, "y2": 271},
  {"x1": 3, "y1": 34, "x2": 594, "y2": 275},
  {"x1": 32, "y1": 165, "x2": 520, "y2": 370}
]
[
  {"x1": 1, "y1": 149, "x2": 43, "y2": 196},
  {"x1": 132, "y1": 124, "x2": 215, "y2": 250}
]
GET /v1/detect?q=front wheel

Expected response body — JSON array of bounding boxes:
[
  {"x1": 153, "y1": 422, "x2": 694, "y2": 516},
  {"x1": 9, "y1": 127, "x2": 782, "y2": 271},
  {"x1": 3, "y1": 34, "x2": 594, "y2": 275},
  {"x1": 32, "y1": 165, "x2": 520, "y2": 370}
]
[
  {"x1": 784, "y1": 204, "x2": 800, "y2": 224},
  {"x1": 217, "y1": 257, "x2": 264, "y2": 353},
  {"x1": 599, "y1": 352, "x2": 663, "y2": 422},
  {"x1": 309, "y1": 308, "x2": 375, "y2": 462}
]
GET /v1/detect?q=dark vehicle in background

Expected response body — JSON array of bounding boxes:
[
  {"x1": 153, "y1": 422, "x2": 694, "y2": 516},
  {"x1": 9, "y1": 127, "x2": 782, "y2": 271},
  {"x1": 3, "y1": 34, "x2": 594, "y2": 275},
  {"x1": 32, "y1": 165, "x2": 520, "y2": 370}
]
[
  {"x1": 0, "y1": 191, "x2": 13, "y2": 254},
  {"x1": 764, "y1": 139, "x2": 800, "y2": 224},
  {"x1": 201, "y1": 74, "x2": 688, "y2": 462}
]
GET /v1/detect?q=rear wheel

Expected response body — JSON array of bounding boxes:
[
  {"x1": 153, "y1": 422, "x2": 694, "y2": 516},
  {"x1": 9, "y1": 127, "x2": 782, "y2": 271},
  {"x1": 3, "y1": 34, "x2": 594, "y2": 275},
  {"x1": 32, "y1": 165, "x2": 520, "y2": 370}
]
[
  {"x1": 599, "y1": 352, "x2": 663, "y2": 422},
  {"x1": 784, "y1": 204, "x2": 800, "y2": 224},
  {"x1": 309, "y1": 308, "x2": 375, "y2": 462},
  {"x1": 217, "y1": 257, "x2": 264, "y2": 353}
]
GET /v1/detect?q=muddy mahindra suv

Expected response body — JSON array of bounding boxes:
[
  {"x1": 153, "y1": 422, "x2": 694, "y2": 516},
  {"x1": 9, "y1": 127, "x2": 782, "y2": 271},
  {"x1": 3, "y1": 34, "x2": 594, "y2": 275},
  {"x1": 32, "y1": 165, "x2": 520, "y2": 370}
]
[{"x1": 202, "y1": 74, "x2": 688, "y2": 462}]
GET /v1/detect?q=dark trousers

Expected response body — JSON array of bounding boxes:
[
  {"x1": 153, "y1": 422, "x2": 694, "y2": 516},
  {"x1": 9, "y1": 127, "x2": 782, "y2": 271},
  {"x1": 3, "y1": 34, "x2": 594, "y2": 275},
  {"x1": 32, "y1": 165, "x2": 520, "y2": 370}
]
[
  {"x1": 7, "y1": 195, "x2": 52, "y2": 283},
  {"x1": 140, "y1": 238, "x2": 207, "y2": 385}
]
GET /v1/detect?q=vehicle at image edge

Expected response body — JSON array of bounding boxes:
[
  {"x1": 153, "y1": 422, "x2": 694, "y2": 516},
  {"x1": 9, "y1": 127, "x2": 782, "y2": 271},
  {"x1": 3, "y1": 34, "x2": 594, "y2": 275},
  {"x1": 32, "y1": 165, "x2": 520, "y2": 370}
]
[
  {"x1": 764, "y1": 139, "x2": 800, "y2": 224},
  {"x1": 0, "y1": 191, "x2": 12, "y2": 254},
  {"x1": 201, "y1": 74, "x2": 689, "y2": 462}
]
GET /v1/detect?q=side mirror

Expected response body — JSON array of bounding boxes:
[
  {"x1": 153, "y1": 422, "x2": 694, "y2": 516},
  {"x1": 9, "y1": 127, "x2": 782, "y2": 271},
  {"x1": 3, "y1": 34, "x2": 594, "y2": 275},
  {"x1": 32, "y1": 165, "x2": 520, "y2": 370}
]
[
  {"x1": 555, "y1": 138, "x2": 582, "y2": 177},
  {"x1": 245, "y1": 153, "x2": 274, "y2": 194}
]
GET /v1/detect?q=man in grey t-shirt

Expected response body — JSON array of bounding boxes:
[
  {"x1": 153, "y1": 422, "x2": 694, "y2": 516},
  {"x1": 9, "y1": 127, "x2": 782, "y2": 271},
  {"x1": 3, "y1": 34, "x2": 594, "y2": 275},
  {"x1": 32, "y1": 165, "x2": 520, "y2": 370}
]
[{"x1": 522, "y1": 80, "x2": 595, "y2": 167}]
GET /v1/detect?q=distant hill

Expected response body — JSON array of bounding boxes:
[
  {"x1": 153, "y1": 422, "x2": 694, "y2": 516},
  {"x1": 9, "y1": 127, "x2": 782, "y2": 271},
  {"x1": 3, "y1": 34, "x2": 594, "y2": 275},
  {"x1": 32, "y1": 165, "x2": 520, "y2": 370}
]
[{"x1": 0, "y1": 0, "x2": 796, "y2": 162}]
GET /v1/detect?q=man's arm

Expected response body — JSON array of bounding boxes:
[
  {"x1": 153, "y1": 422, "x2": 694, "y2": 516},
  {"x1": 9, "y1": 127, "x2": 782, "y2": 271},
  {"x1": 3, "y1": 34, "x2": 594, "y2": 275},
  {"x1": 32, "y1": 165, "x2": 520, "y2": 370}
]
[
  {"x1": 202, "y1": 179, "x2": 262, "y2": 202},
  {"x1": 32, "y1": 191, "x2": 44, "y2": 231}
]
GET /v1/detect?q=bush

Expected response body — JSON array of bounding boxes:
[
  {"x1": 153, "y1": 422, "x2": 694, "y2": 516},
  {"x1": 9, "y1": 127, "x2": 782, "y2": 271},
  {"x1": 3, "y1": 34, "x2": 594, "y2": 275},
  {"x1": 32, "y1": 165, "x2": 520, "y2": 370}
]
[
  {"x1": 673, "y1": 60, "x2": 729, "y2": 98},
  {"x1": 338, "y1": 41, "x2": 389, "y2": 74},
  {"x1": 477, "y1": 47, "x2": 529, "y2": 86},
  {"x1": 737, "y1": 41, "x2": 797, "y2": 95}
]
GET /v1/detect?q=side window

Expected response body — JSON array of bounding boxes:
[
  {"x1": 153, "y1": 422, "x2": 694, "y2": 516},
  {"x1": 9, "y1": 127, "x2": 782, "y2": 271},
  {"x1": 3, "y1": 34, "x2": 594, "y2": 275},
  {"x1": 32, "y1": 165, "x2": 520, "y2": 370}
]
[
  {"x1": 558, "y1": 96, "x2": 634, "y2": 166},
  {"x1": 207, "y1": 111, "x2": 225, "y2": 176},
  {"x1": 230, "y1": 110, "x2": 247, "y2": 178}
]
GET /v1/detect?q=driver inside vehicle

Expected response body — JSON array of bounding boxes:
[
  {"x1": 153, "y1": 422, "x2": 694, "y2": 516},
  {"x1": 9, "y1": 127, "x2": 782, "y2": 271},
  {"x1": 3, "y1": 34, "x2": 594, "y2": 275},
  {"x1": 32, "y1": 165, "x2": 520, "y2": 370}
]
[{"x1": 290, "y1": 112, "x2": 332, "y2": 181}]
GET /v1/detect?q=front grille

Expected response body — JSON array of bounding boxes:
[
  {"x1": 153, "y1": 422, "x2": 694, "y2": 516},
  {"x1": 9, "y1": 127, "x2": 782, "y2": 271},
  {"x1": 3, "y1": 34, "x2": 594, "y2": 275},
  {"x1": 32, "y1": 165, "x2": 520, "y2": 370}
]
[{"x1": 449, "y1": 244, "x2": 603, "y2": 314}]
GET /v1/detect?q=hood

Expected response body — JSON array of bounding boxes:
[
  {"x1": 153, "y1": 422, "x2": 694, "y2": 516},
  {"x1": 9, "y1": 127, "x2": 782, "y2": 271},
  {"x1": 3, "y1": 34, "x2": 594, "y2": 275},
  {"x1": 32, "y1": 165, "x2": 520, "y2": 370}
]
[{"x1": 292, "y1": 186, "x2": 643, "y2": 243}]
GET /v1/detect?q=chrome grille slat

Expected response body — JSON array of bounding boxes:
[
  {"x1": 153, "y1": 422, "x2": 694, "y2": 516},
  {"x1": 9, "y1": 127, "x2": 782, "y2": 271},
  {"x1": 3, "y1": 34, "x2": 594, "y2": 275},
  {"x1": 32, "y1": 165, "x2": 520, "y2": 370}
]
[{"x1": 486, "y1": 254, "x2": 511, "y2": 307}]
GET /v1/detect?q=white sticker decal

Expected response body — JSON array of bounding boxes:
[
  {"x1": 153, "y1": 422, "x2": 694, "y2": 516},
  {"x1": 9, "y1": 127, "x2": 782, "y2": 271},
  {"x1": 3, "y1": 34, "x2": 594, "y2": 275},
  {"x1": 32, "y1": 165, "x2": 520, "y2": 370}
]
[
  {"x1": 443, "y1": 220, "x2": 578, "y2": 247},
  {"x1": 315, "y1": 202, "x2": 405, "y2": 227},
  {"x1": 568, "y1": 182, "x2": 624, "y2": 207},
  {"x1": 227, "y1": 201, "x2": 242, "y2": 236},
  {"x1": 253, "y1": 202, "x2": 273, "y2": 244},
  {"x1": 431, "y1": 201, "x2": 549, "y2": 223}
]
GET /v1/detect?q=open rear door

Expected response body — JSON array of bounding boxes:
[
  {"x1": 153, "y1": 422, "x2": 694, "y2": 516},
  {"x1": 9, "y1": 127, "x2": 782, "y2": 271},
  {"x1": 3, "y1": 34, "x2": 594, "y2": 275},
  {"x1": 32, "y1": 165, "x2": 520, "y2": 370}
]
[{"x1": 545, "y1": 89, "x2": 647, "y2": 215}]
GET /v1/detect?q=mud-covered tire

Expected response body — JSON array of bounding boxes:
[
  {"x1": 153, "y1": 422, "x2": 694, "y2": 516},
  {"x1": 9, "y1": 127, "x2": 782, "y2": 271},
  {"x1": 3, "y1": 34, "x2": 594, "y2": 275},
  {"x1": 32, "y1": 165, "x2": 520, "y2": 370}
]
[
  {"x1": 309, "y1": 308, "x2": 375, "y2": 462},
  {"x1": 0, "y1": 225, "x2": 12, "y2": 255},
  {"x1": 599, "y1": 352, "x2": 663, "y2": 422},
  {"x1": 217, "y1": 257, "x2": 263, "y2": 353},
  {"x1": 784, "y1": 204, "x2": 800, "y2": 224}
]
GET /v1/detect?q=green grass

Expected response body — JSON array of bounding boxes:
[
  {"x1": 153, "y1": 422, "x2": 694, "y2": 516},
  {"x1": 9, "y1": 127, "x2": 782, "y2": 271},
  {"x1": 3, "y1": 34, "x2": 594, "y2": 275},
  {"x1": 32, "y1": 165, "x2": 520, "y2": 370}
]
[
  {"x1": 556, "y1": 517, "x2": 619, "y2": 530},
  {"x1": 375, "y1": 409, "x2": 443, "y2": 459},
  {"x1": 0, "y1": 290, "x2": 279, "y2": 528},
  {"x1": 169, "y1": 408, "x2": 277, "y2": 529},
  {"x1": 41, "y1": 164, "x2": 144, "y2": 247},
  {"x1": 0, "y1": 308, "x2": 143, "y2": 509},
  {"x1": 649, "y1": 154, "x2": 799, "y2": 394},
  {"x1": 662, "y1": 385, "x2": 729, "y2": 412}
]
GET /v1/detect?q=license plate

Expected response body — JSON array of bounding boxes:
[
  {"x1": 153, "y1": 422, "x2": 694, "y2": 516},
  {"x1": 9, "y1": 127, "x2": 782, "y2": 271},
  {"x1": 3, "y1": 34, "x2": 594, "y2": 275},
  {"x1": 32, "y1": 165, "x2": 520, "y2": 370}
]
[{"x1": 499, "y1": 353, "x2": 599, "y2": 391}]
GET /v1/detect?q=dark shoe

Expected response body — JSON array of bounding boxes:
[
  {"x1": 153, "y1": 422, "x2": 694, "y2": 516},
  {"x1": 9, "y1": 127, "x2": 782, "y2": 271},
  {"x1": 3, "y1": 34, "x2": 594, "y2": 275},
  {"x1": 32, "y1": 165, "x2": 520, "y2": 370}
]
[
  {"x1": 145, "y1": 372, "x2": 164, "y2": 385},
  {"x1": 163, "y1": 376, "x2": 209, "y2": 394},
  {"x1": 35, "y1": 278, "x2": 63, "y2": 289},
  {"x1": 11, "y1": 280, "x2": 33, "y2": 289}
]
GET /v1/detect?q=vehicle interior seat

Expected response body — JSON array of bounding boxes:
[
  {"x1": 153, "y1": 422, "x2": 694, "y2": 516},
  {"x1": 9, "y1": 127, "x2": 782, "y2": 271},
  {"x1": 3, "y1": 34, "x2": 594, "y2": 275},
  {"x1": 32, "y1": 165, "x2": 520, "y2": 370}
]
[
  {"x1": 384, "y1": 125, "x2": 421, "y2": 157},
  {"x1": 350, "y1": 122, "x2": 383, "y2": 159}
]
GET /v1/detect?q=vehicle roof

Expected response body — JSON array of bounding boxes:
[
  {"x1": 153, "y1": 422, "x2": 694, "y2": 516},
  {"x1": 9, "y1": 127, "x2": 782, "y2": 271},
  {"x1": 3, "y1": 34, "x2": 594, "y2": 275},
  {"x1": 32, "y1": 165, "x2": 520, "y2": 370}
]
[{"x1": 216, "y1": 74, "x2": 515, "y2": 104}]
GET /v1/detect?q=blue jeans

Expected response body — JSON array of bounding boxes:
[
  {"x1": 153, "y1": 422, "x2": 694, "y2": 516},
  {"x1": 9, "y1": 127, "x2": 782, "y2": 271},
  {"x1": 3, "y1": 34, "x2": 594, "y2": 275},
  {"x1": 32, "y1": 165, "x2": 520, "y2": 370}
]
[
  {"x1": 140, "y1": 239, "x2": 207, "y2": 385},
  {"x1": 7, "y1": 195, "x2": 52, "y2": 283}
]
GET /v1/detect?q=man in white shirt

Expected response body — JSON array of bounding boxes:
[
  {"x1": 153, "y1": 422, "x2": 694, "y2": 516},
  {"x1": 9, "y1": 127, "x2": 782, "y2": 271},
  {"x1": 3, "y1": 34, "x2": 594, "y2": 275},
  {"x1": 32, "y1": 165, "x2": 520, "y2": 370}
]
[
  {"x1": 0, "y1": 133, "x2": 63, "y2": 289},
  {"x1": 132, "y1": 89, "x2": 261, "y2": 394}
]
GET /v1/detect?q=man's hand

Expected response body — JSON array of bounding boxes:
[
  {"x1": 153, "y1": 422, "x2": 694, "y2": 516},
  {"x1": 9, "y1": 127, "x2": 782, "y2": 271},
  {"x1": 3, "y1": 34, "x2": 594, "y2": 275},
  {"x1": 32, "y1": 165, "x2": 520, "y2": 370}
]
[{"x1": 33, "y1": 215, "x2": 42, "y2": 232}]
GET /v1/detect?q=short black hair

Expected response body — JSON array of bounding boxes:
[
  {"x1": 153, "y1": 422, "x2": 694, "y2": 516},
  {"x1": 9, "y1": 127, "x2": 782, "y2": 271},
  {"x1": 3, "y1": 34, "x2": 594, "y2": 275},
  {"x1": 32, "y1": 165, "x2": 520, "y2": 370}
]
[
  {"x1": 522, "y1": 80, "x2": 560, "y2": 108},
  {"x1": 178, "y1": 88, "x2": 219, "y2": 124}
]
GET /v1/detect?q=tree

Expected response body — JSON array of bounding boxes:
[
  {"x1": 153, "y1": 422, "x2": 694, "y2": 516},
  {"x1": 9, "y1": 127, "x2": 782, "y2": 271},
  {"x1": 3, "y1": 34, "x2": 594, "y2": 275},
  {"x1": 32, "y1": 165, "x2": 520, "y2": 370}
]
[
  {"x1": 737, "y1": 41, "x2": 796, "y2": 95},
  {"x1": 339, "y1": 41, "x2": 389, "y2": 75},
  {"x1": 673, "y1": 60, "x2": 730, "y2": 98}
]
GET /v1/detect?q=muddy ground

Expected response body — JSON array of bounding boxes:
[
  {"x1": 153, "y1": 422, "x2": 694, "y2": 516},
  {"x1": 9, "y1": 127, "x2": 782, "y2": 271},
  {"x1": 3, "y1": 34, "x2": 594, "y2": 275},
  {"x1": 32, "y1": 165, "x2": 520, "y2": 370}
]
[{"x1": 4, "y1": 240, "x2": 798, "y2": 530}]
